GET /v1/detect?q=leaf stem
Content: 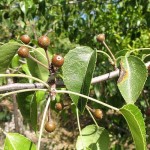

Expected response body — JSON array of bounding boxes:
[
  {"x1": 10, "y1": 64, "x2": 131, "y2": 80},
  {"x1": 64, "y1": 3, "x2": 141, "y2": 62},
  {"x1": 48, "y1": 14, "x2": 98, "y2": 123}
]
[
  {"x1": 28, "y1": 54, "x2": 49, "y2": 70},
  {"x1": 37, "y1": 96, "x2": 51, "y2": 150},
  {"x1": 17, "y1": 43, "x2": 36, "y2": 50},
  {"x1": 97, "y1": 50, "x2": 114, "y2": 64},
  {"x1": 45, "y1": 48, "x2": 51, "y2": 69},
  {"x1": 0, "y1": 89, "x2": 47, "y2": 100},
  {"x1": 86, "y1": 105, "x2": 99, "y2": 128},
  {"x1": 0, "y1": 74, "x2": 50, "y2": 89},
  {"x1": 102, "y1": 41, "x2": 116, "y2": 67},
  {"x1": 55, "y1": 90, "x2": 119, "y2": 111},
  {"x1": 127, "y1": 48, "x2": 150, "y2": 56},
  {"x1": 76, "y1": 107, "x2": 85, "y2": 150},
  {"x1": 142, "y1": 54, "x2": 150, "y2": 60}
]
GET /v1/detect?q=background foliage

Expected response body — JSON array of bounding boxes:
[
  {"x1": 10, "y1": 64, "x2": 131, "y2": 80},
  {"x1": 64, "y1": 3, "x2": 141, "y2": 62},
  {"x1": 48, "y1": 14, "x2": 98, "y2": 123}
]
[{"x1": 0, "y1": 0, "x2": 150, "y2": 149}]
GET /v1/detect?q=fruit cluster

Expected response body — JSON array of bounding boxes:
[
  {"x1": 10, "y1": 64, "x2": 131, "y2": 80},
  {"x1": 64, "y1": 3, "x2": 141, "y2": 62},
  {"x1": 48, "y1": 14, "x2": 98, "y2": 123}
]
[
  {"x1": 18, "y1": 34, "x2": 64, "y2": 68},
  {"x1": 17, "y1": 34, "x2": 65, "y2": 133},
  {"x1": 17, "y1": 34, "x2": 103, "y2": 134}
]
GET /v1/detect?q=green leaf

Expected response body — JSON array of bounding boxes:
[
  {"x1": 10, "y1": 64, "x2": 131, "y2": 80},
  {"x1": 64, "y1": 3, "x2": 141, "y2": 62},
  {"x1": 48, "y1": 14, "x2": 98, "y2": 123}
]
[
  {"x1": 30, "y1": 93, "x2": 37, "y2": 132},
  {"x1": 11, "y1": 54, "x2": 20, "y2": 68},
  {"x1": 62, "y1": 46, "x2": 96, "y2": 112},
  {"x1": 4, "y1": 133, "x2": 36, "y2": 150},
  {"x1": 17, "y1": 92, "x2": 34, "y2": 121},
  {"x1": 22, "y1": 64, "x2": 33, "y2": 83},
  {"x1": 76, "y1": 125, "x2": 109, "y2": 150},
  {"x1": 0, "y1": 42, "x2": 20, "y2": 84},
  {"x1": 120, "y1": 104, "x2": 146, "y2": 150},
  {"x1": 27, "y1": 48, "x2": 49, "y2": 82},
  {"x1": 36, "y1": 91, "x2": 46, "y2": 103},
  {"x1": 117, "y1": 56, "x2": 147, "y2": 103}
]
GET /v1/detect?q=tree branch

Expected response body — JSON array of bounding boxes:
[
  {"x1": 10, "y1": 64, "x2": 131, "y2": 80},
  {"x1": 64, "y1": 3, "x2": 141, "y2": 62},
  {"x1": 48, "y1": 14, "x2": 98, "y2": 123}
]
[
  {"x1": 0, "y1": 61, "x2": 149, "y2": 93},
  {"x1": 0, "y1": 83, "x2": 45, "y2": 93}
]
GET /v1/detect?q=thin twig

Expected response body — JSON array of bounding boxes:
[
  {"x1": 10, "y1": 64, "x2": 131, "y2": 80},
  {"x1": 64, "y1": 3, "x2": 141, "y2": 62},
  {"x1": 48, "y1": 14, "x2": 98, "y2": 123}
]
[
  {"x1": 56, "y1": 90, "x2": 119, "y2": 111},
  {"x1": 0, "y1": 89, "x2": 47, "y2": 100},
  {"x1": 37, "y1": 97, "x2": 51, "y2": 150},
  {"x1": 76, "y1": 107, "x2": 85, "y2": 150},
  {"x1": 103, "y1": 41, "x2": 116, "y2": 68},
  {"x1": 86, "y1": 105, "x2": 99, "y2": 127},
  {"x1": 12, "y1": 94, "x2": 20, "y2": 132},
  {"x1": 45, "y1": 49, "x2": 51, "y2": 69}
]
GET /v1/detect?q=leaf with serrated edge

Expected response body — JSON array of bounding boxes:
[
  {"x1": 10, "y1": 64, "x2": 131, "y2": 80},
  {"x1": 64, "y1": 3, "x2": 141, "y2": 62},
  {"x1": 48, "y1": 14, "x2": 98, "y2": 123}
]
[
  {"x1": 120, "y1": 104, "x2": 146, "y2": 150},
  {"x1": 62, "y1": 46, "x2": 96, "y2": 112},
  {"x1": 76, "y1": 125, "x2": 109, "y2": 150},
  {"x1": 117, "y1": 56, "x2": 147, "y2": 103},
  {"x1": 4, "y1": 133, "x2": 36, "y2": 150}
]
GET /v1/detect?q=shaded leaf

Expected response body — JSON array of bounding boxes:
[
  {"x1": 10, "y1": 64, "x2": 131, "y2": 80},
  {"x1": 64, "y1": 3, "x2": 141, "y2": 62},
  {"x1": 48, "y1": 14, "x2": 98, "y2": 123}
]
[
  {"x1": 27, "y1": 48, "x2": 49, "y2": 82},
  {"x1": 117, "y1": 56, "x2": 147, "y2": 103},
  {"x1": 62, "y1": 46, "x2": 96, "y2": 112},
  {"x1": 4, "y1": 133, "x2": 36, "y2": 150},
  {"x1": 120, "y1": 104, "x2": 146, "y2": 150},
  {"x1": 76, "y1": 125, "x2": 109, "y2": 150},
  {"x1": 30, "y1": 93, "x2": 37, "y2": 132},
  {"x1": 17, "y1": 92, "x2": 34, "y2": 121}
]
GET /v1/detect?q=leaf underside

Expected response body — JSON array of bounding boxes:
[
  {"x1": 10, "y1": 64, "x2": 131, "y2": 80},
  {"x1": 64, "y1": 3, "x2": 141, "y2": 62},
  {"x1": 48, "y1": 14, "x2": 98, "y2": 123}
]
[{"x1": 120, "y1": 104, "x2": 146, "y2": 150}]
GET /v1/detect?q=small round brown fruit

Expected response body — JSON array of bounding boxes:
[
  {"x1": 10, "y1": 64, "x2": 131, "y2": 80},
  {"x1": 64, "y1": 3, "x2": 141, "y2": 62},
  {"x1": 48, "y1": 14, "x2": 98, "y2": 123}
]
[
  {"x1": 96, "y1": 34, "x2": 105, "y2": 43},
  {"x1": 38, "y1": 36, "x2": 50, "y2": 49},
  {"x1": 93, "y1": 109, "x2": 103, "y2": 119},
  {"x1": 45, "y1": 121, "x2": 56, "y2": 133},
  {"x1": 52, "y1": 55, "x2": 64, "y2": 67},
  {"x1": 18, "y1": 46, "x2": 29, "y2": 58},
  {"x1": 20, "y1": 35, "x2": 30, "y2": 44},
  {"x1": 146, "y1": 108, "x2": 150, "y2": 117},
  {"x1": 55, "y1": 103, "x2": 63, "y2": 111}
]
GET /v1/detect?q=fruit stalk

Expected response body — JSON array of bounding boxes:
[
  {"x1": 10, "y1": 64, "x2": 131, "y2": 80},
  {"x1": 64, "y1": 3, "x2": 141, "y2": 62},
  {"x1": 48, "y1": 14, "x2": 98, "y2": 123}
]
[
  {"x1": 28, "y1": 54, "x2": 49, "y2": 70},
  {"x1": 102, "y1": 41, "x2": 117, "y2": 68},
  {"x1": 44, "y1": 48, "x2": 51, "y2": 70}
]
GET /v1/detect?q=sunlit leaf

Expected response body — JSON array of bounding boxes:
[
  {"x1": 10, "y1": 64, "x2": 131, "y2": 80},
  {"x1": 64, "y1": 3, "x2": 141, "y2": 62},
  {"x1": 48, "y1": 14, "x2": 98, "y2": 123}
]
[
  {"x1": 76, "y1": 125, "x2": 109, "y2": 150},
  {"x1": 4, "y1": 133, "x2": 36, "y2": 150},
  {"x1": 120, "y1": 104, "x2": 146, "y2": 150},
  {"x1": 117, "y1": 56, "x2": 147, "y2": 103},
  {"x1": 62, "y1": 46, "x2": 96, "y2": 112}
]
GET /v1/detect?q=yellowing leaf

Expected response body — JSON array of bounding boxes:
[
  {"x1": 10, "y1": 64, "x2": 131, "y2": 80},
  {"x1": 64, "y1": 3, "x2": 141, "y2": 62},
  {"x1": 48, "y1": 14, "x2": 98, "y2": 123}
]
[{"x1": 117, "y1": 56, "x2": 147, "y2": 103}]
